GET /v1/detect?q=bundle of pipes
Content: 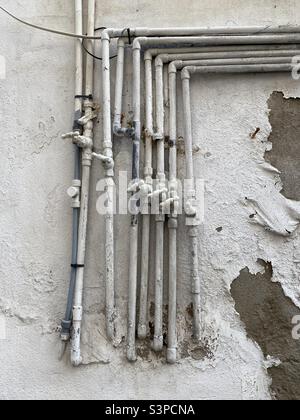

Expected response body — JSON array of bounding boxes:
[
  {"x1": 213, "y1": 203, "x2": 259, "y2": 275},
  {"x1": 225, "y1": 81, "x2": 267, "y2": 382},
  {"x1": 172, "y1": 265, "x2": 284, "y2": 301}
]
[
  {"x1": 104, "y1": 29, "x2": 298, "y2": 364},
  {"x1": 58, "y1": 1, "x2": 299, "y2": 366}
]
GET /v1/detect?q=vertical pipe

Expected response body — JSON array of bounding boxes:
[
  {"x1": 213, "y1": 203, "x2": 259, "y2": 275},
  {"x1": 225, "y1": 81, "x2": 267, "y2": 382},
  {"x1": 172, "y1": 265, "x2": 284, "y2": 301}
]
[
  {"x1": 113, "y1": 39, "x2": 125, "y2": 131},
  {"x1": 71, "y1": 0, "x2": 95, "y2": 366},
  {"x1": 182, "y1": 73, "x2": 201, "y2": 342},
  {"x1": 167, "y1": 68, "x2": 178, "y2": 363},
  {"x1": 60, "y1": 0, "x2": 83, "y2": 345},
  {"x1": 127, "y1": 44, "x2": 141, "y2": 362},
  {"x1": 153, "y1": 59, "x2": 165, "y2": 352},
  {"x1": 138, "y1": 55, "x2": 153, "y2": 339},
  {"x1": 102, "y1": 31, "x2": 116, "y2": 342}
]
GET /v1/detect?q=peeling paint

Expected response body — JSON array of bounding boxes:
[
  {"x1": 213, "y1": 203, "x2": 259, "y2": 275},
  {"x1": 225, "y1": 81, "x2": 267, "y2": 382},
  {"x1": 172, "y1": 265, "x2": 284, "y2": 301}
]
[{"x1": 231, "y1": 261, "x2": 300, "y2": 400}]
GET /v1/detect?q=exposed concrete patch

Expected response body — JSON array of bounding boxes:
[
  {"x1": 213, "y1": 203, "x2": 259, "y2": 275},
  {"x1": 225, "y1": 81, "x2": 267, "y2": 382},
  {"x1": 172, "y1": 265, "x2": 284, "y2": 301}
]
[
  {"x1": 266, "y1": 92, "x2": 300, "y2": 201},
  {"x1": 244, "y1": 194, "x2": 300, "y2": 236},
  {"x1": 231, "y1": 260, "x2": 300, "y2": 400}
]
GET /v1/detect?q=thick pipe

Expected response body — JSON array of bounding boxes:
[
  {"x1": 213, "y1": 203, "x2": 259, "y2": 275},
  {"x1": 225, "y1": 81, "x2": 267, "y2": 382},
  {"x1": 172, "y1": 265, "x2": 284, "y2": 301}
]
[
  {"x1": 60, "y1": 0, "x2": 83, "y2": 345},
  {"x1": 71, "y1": 0, "x2": 95, "y2": 367},
  {"x1": 181, "y1": 62, "x2": 293, "y2": 341}
]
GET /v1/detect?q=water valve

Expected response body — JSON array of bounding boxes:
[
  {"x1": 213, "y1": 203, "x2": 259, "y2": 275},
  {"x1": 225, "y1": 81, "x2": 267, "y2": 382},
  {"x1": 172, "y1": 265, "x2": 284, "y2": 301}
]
[{"x1": 67, "y1": 180, "x2": 81, "y2": 208}]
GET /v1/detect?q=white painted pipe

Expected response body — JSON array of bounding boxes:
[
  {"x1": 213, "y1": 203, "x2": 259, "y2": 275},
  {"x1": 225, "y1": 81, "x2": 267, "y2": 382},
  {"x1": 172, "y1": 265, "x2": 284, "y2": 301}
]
[
  {"x1": 100, "y1": 26, "x2": 300, "y2": 361},
  {"x1": 113, "y1": 39, "x2": 134, "y2": 138},
  {"x1": 138, "y1": 55, "x2": 154, "y2": 339},
  {"x1": 101, "y1": 20, "x2": 116, "y2": 344},
  {"x1": 151, "y1": 57, "x2": 167, "y2": 353},
  {"x1": 60, "y1": 0, "x2": 83, "y2": 348},
  {"x1": 102, "y1": 27, "x2": 300, "y2": 39},
  {"x1": 166, "y1": 64, "x2": 179, "y2": 364},
  {"x1": 181, "y1": 62, "x2": 293, "y2": 341},
  {"x1": 126, "y1": 45, "x2": 142, "y2": 362},
  {"x1": 137, "y1": 45, "x2": 299, "y2": 362},
  {"x1": 71, "y1": 0, "x2": 95, "y2": 367}
]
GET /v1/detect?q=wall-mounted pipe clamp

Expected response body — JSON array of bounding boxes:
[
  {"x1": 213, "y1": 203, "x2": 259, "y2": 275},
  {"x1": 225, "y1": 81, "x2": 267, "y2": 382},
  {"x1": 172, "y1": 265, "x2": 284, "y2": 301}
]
[{"x1": 185, "y1": 189, "x2": 201, "y2": 226}]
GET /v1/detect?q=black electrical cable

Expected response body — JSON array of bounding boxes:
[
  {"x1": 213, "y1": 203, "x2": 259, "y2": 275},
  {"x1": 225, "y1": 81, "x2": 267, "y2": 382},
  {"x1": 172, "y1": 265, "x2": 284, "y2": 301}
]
[{"x1": 81, "y1": 27, "x2": 131, "y2": 61}]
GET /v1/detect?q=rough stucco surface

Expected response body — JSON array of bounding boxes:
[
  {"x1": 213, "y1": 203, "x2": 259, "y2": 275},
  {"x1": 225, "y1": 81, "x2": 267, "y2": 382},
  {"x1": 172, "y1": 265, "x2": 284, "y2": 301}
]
[{"x1": 0, "y1": 0, "x2": 300, "y2": 400}]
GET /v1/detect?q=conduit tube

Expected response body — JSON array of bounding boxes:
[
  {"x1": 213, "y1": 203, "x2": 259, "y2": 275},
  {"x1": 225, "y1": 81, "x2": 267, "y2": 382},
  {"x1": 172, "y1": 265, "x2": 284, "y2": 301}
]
[
  {"x1": 150, "y1": 49, "x2": 297, "y2": 361},
  {"x1": 167, "y1": 62, "x2": 179, "y2": 364},
  {"x1": 151, "y1": 57, "x2": 167, "y2": 352},
  {"x1": 113, "y1": 39, "x2": 134, "y2": 138},
  {"x1": 101, "y1": 28, "x2": 300, "y2": 360},
  {"x1": 137, "y1": 54, "x2": 154, "y2": 339},
  {"x1": 101, "y1": 30, "x2": 116, "y2": 343},
  {"x1": 126, "y1": 43, "x2": 142, "y2": 362},
  {"x1": 70, "y1": 0, "x2": 95, "y2": 366},
  {"x1": 60, "y1": 0, "x2": 83, "y2": 346},
  {"x1": 181, "y1": 62, "x2": 292, "y2": 341}
]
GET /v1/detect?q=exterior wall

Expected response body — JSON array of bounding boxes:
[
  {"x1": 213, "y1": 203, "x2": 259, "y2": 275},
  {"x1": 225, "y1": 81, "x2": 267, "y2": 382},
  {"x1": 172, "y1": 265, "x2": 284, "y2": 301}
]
[{"x1": 0, "y1": 0, "x2": 300, "y2": 400}]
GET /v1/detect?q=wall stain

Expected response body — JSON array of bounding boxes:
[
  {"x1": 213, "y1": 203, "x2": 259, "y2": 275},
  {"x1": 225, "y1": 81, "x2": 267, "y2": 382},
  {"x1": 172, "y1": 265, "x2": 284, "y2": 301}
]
[
  {"x1": 265, "y1": 92, "x2": 300, "y2": 201},
  {"x1": 231, "y1": 260, "x2": 300, "y2": 400}
]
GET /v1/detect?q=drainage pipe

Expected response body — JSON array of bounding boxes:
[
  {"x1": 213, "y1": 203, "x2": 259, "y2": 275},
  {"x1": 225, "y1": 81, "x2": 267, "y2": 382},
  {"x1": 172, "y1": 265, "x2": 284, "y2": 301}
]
[
  {"x1": 60, "y1": 0, "x2": 83, "y2": 346},
  {"x1": 181, "y1": 62, "x2": 292, "y2": 341},
  {"x1": 70, "y1": 0, "x2": 96, "y2": 366}
]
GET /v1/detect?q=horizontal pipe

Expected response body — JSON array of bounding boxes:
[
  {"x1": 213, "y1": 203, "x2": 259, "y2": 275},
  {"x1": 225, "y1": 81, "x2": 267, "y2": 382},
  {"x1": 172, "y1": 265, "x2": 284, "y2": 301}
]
[
  {"x1": 102, "y1": 26, "x2": 300, "y2": 40},
  {"x1": 182, "y1": 63, "x2": 293, "y2": 78}
]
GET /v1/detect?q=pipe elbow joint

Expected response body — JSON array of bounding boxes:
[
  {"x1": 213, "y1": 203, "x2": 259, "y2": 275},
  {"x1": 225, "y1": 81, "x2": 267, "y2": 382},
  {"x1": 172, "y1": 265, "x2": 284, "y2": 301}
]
[
  {"x1": 169, "y1": 61, "x2": 179, "y2": 74},
  {"x1": 101, "y1": 29, "x2": 111, "y2": 41},
  {"x1": 132, "y1": 37, "x2": 143, "y2": 50},
  {"x1": 181, "y1": 67, "x2": 192, "y2": 80},
  {"x1": 154, "y1": 56, "x2": 164, "y2": 67},
  {"x1": 144, "y1": 50, "x2": 153, "y2": 61}
]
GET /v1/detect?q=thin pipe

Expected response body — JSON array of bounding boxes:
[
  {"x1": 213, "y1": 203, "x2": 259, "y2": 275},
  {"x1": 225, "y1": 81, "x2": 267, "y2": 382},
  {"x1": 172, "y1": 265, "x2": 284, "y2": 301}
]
[
  {"x1": 100, "y1": 27, "x2": 300, "y2": 362},
  {"x1": 126, "y1": 46, "x2": 142, "y2": 362},
  {"x1": 152, "y1": 58, "x2": 166, "y2": 352},
  {"x1": 113, "y1": 39, "x2": 134, "y2": 137},
  {"x1": 71, "y1": 0, "x2": 95, "y2": 367},
  {"x1": 101, "y1": 26, "x2": 116, "y2": 343},
  {"x1": 138, "y1": 55, "x2": 154, "y2": 339},
  {"x1": 60, "y1": 0, "x2": 83, "y2": 346}
]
